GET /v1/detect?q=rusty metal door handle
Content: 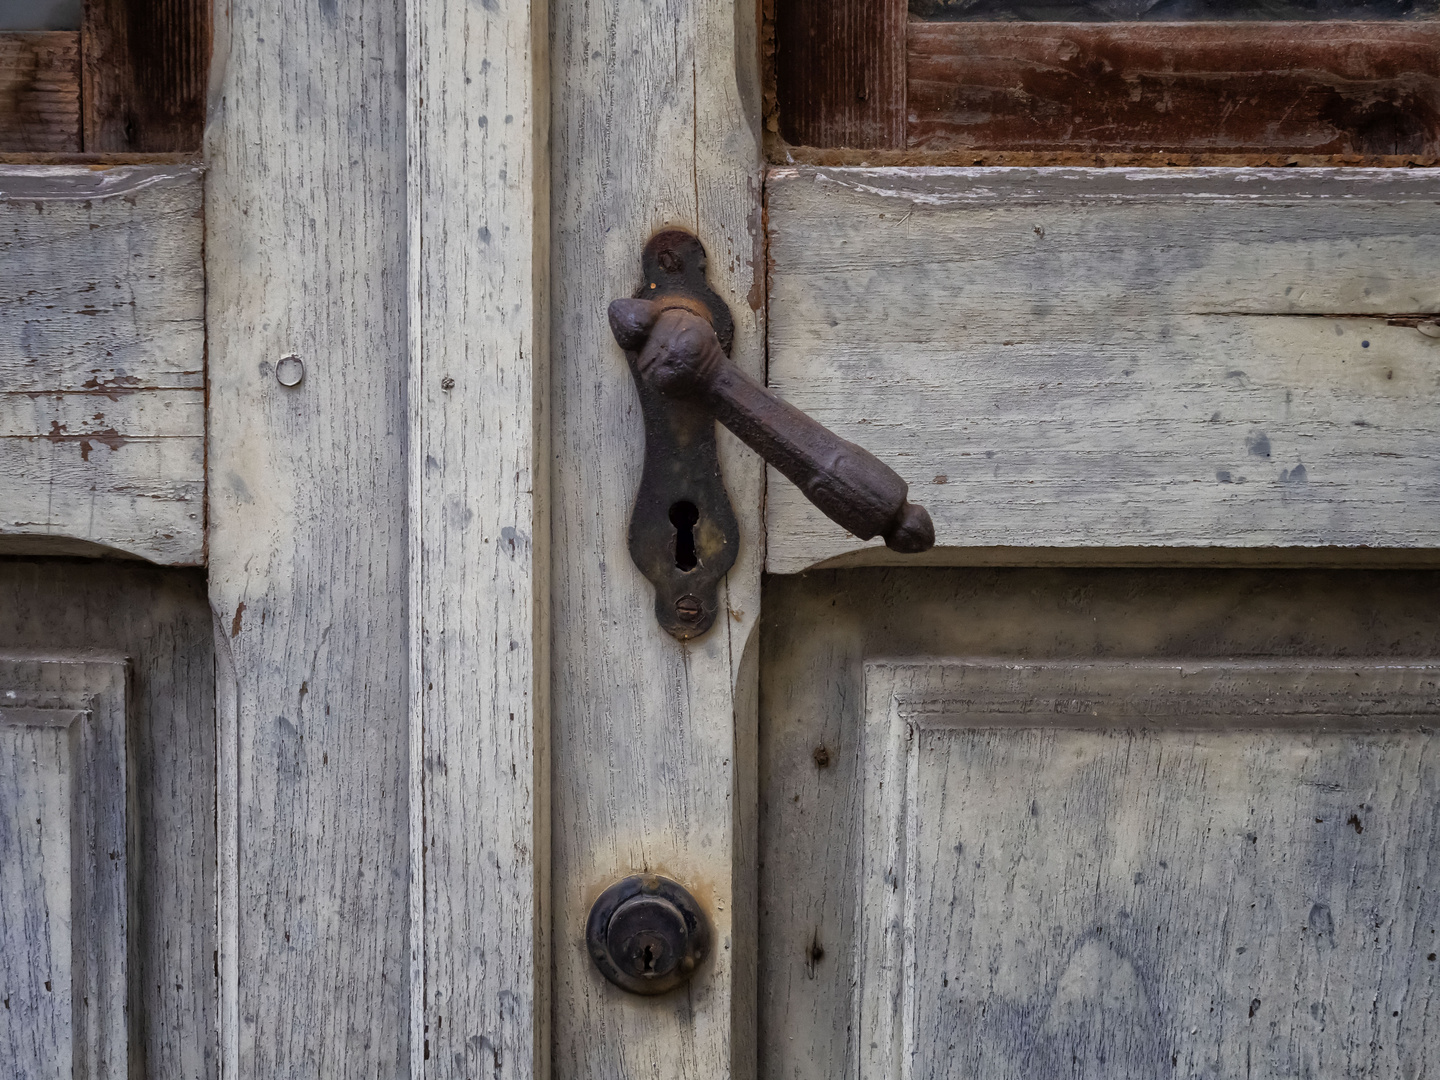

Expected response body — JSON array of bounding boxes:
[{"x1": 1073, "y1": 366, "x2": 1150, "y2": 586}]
[
  {"x1": 610, "y1": 298, "x2": 935, "y2": 552},
  {"x1": 610, "y1": 230, "x2": 934, "y2": 640}
]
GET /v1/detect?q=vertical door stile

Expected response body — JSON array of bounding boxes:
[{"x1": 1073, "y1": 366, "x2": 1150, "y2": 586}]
[
  {"x1": 550, "y1": 0, "x2": 765, "y2": 1075},
  {"x1": 407, "y1": 0, "x2": 552, "y2": 1076},
  {"x1": 205, "y1": 1, "x2": 410, "y2": 1077}
]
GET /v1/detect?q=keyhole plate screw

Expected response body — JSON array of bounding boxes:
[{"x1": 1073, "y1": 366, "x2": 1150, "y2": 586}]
[{"x1": 586, "y1": 874, "x2": 711, "y2": 996}]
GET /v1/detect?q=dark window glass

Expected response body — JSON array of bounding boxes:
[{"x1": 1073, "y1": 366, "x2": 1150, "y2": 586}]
[{"x1": 0, "y1": 0, "x2": 81, "y2": 30}]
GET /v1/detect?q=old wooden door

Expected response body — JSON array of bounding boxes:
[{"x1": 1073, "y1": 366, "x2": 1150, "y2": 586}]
[
  {"x1": 745, "y1": 3, "x2": 1440, "y2": 1073},
  {"x1": 542, "y1": 0, "x2": 1440, "y2": 1077},
  {"x1": 6, "y1": 0, "x2": 1438, "y2": 1077},
  {"x1": 752, "y1": 164, "x2": 1440, "y2": 1079}
]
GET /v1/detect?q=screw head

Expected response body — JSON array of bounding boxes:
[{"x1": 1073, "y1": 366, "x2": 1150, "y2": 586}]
[{"x1": 674, "y1": 595, "x2": 702, "y2": 621}]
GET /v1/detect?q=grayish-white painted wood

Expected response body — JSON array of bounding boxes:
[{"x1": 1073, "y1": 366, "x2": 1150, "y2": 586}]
[
  {"x1": 759, "y1": 567, "x2": 1440, "y2": 1079},
  {"x1": 406, "y1": 0, "x2": 550, "y2": 1075},
  {"x1": 861, "y1": 659, "x2": 1440, "y2": 1080},
  {"x1": 0, "y1": 651, "x2": 127, "y2": 1080},
  {"x1": 0, "y1": 166, "x2": 205, "y2": 565},
  {"x1": 0, "y1": 559, "x2": 216, "y2": 1080},
  {"x1": 549, "y1": 0, "x2": 765, "y2": 1073},
  {"x1": 765, "y1": 167, "x2": 1440, "y2": 572},
  {"x1": 204, "y1": 0, "x2": 409, "y2": 1074}
]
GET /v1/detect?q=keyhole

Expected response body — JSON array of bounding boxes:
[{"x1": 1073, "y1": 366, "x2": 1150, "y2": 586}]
[
  {"x1": 669, "y1": 501, "x2": 699, "y2": 571},
  {"x1": 642, "y1": 944, "x2": 656, "y2": 973}
]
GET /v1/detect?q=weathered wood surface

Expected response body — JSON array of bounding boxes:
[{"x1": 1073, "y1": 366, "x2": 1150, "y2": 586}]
[
  {"x1": 0, "y1": 165, "x2": 205, "y2": 565},
  {"x1": 81, "y1": 0, "x2": 208, "y2": 152},
  {"x1": 549, "y1": 0, "x2": 765, "y2": 1073},
  {"x1": 774, "y1": 0, "x2": 907, "y2": 149},
  {"x1": 908, "y1": 22, "x2": 1440, "y2": 156},
  {"x1": 0, "y1": 651, "x2": 127, "y2": 1080},
  {"x1": 862, "y1": 658, "x2": 1440, "y2": 1079},
  {"x1": 0, "y1": 561, "x2": 216, "y2": 1080},
  {"x1": 765, "y1": 166, "x2": 1440, "y2": 572},
  {"x1": 406, "y1": 0, "x2": 549, "y2": 1075},
  {"x1": 0, "y1": 32, "x2": 79, "y2": 152},
  {"x1": 758, "y1": 567, "x2": 1440, "y2": 1079},
  {"x1": 205, "y1": 0, "x2": 409, "y2": 1075},
  {"x1": 912, "y1": 0, "x2": 1440, "y2": 14}
]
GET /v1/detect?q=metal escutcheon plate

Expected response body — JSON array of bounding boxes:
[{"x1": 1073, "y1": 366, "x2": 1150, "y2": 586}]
[
  {"x1": 618, "y1": 230, "x2": 739, "y2": 641},
  {"x1": 586, "y1": 874, "x2": 711, "y2": 995}
]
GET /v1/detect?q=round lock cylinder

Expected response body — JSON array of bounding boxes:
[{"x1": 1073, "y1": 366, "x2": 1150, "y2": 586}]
[{"x1": 586, "y1": 874, "x2": 711, "y2": 995}]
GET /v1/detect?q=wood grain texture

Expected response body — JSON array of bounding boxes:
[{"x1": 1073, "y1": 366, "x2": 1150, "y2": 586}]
[
  {"x1": 775, "y1": 0, "x2": 906, "y2": 148},
  {"x1": 765, "y1": 166, "x2": 1440, "y2": 572},
  {"x1": 0, "y1": 562, "x2": 216, "y2": 1080},
  {"x1": 0, "y1": 165, "x2": 205, "y2": 565},
  {"x1": 0, "y1": 32, "x2": 80, "y2": 152},
  {"x1": 0, "y1": 561, "x2": 216, "y2": 1080},
  {"x1": 81, "y1": 0, "x2": 208, "y2": 152},
  {"x1": 758, "y1": 567, "x2": 1440, "y2": 1079},
  {"x1": 406, "y1": 0, "x2": 549, "y2": 1076},
  {"x1": 204, "y1": 0, "x2": 409, "y2": 1074},
  {"x1": 549, "y1": 0, "x2": 765, "y2": 1073},
  {"x1": 0, "y1": 651, "x2": 127, "y2": 1080},
  {"x1": 773, "y1": 144, "x2": 1440, "y2": 168},
  {"x1": 908, "y1": 21, "x2": 1440, "y2": 156},
  {"x1": 861, "y1": 659, "x2": 1440, "y2": 1079},
  {"x1": 911, "y1": 0, "x2": 1440, "y2": 14}
]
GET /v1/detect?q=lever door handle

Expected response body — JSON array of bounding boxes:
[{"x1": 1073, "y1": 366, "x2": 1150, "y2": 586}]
[
  {"x1": 610, "y1": 298, "x2": 935, "y2": 555},
  {"x1": 609, "y1": 229, "x2": 933, "y2": 640}
]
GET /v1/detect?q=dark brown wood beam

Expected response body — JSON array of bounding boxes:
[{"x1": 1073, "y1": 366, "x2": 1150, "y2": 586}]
[
  {"x1": 0, "y1": 33, "x2": 81, "y2": 153},
  {"x1": 82, "y1": 0, "x2": 208, "y2": 152},
  {"x1": 775, "y1": 0, "x2": 907, "y2": 148},
  {"x1": 908, "y1": 21, "x2": 1440, "y2": 157}
]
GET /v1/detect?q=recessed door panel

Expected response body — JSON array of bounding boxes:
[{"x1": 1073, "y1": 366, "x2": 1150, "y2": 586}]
[
  {"x1": 759, "y1": 568, "x2": 1440, "y2": 1079},
  {"x1": 0, "y1": 652, "x2": 128, "y2": 1080},
  {"x1": 0, "y1": 559, "x2": 216, "y2": 1080},
  {"x1": 859, "y1": 660, "x2": 1440, "y2": 1079}
]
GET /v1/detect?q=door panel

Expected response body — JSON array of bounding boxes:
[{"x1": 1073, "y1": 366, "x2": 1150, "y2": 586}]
[
  {"x1": 0, "y1": 559, "x2": 215, "y2": 1080},
  {"x1": 0, "y1": 166, "x2": 205, "y2": 566},
  {"x1": 764, "y1": 167, "x2": 1440, "y2": 572},
  {"x1": 759, "y1": 568, "x2": 1440, "y2": 1078},
  {"x1": 1, "y1": 651, "x2": 128, "y2": 1080},
  {"x1": 860, "y1": 660, "x2": 1440, "y2": 1079}
]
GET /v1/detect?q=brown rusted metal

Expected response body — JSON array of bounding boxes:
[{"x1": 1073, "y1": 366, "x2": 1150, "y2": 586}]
[
  {"x1": 907, "y1": 21, "x2": 1440, "y2": 156},
  {"x1": 610, "y1": 297, "x2": 935, "y2": 556},
  {"x1": 610, "y1": 230, "x2": 934, "y2": 640},
  {"x1": 613, "y1": 230, "x2": 741, "y2": 642},
  {"x1": 586, "y1": 874, "x2": 711, "y2": 996}
]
